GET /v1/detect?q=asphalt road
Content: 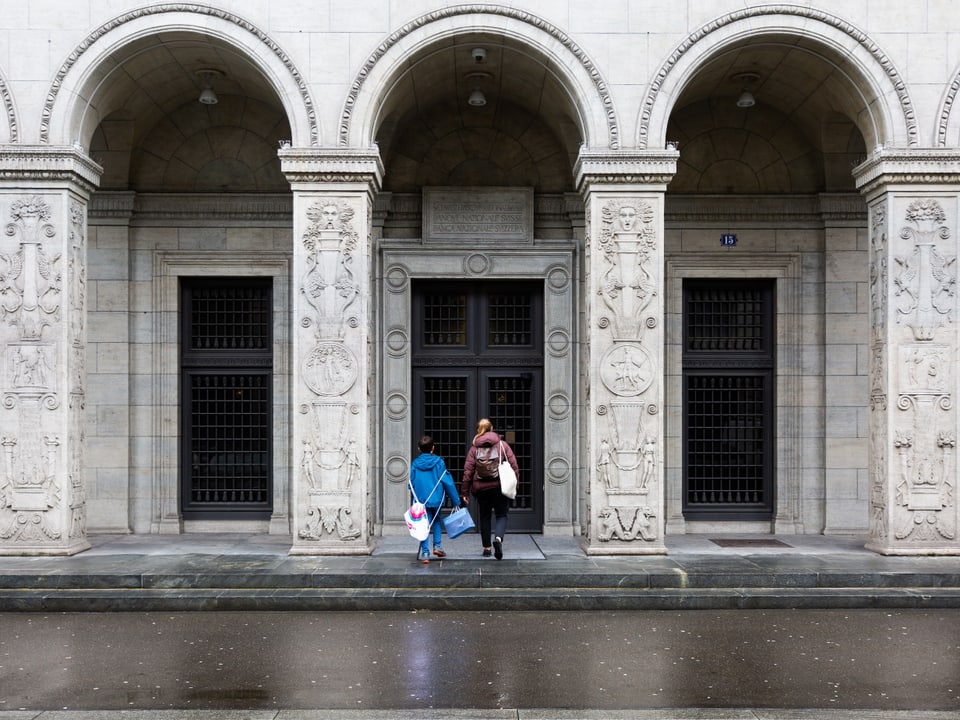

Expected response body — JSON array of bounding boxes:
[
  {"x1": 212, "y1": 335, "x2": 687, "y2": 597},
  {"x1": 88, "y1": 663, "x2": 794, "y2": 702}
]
[{"x1": 1, "y1": 609, "x2": 958, "y2": 713}]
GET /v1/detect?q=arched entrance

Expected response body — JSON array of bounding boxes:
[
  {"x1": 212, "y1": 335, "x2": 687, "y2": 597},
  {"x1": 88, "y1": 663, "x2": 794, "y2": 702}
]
[
  {"x1": 647, "y1": 9, "x2": 915, "y2": 537},
  {"x1": 350, "y1": 9, "x2": 609, "y2": 537},
  {"x1": 41, "y1": 6, "x2": 311, "y2": 536}
]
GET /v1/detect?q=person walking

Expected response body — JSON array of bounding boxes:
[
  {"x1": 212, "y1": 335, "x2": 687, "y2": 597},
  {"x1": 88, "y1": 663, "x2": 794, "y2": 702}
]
[
  {"x1": 410, "y1": 435, "x2": 460, "y2": 564},
  {"x1": 460, "y1": 418, "x2": 519, "y2": 560}
]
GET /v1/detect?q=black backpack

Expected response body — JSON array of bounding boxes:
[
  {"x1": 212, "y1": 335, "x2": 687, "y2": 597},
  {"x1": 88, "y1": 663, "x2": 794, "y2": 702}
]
[{"x1": 474, "y1": 444, "x2": 500, "y2": 479}]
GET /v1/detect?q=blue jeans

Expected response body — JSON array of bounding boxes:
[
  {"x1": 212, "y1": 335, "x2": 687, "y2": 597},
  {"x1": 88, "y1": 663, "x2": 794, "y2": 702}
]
[{"x1": 419, "y1": 506, "x2": 444, "y2": 554}]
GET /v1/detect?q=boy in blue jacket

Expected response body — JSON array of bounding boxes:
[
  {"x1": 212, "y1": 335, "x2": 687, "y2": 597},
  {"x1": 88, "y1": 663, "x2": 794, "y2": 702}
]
[{"x1": 410, "y1": 435, "x2": 461, "y2": 563}]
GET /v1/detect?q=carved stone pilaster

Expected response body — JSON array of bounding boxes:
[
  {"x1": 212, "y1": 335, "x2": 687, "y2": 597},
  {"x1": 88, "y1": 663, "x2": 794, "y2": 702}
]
[
  {"x1": 577, "y1": 151, "x2": 675, "y2": 555},
  {"x1": 283, "y1": 149, "x2": 381, "y2": 555},
  {"x1": 856, "y1": 151, "x2": 960, "y2": 554},
  {"x1": 0, "y1": 147, "x2": 98, "y2": 554}
]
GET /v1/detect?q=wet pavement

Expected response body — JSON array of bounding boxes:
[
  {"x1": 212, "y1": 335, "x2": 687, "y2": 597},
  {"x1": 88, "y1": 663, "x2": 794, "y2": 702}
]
[
  {"x1": 1, "y1": 609, "x2": 959, "y2": 716},
  {"x1": 1, "y1": 533, "x2": 960, "y2": 611}
]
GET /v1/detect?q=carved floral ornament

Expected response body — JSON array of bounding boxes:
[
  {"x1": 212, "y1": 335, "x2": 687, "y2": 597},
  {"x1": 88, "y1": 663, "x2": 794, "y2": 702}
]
[{"x1": 893, "y1": 199, "x2": 957, "y2": 342}]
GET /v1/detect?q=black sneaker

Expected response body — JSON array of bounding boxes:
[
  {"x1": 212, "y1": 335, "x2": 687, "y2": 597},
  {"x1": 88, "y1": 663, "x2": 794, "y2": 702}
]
[
  {"x1": 482, "y1": 547, "x2": 492, "y2": 557},
  {"x1": 493, "y1": 537, "x2": 503, "y2": 560}
]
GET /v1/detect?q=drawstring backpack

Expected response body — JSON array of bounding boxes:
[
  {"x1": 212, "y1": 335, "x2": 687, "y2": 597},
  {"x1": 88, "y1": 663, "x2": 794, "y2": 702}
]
[{"x1": 404, "y1": 469, "x2": 449, "y2": 541}]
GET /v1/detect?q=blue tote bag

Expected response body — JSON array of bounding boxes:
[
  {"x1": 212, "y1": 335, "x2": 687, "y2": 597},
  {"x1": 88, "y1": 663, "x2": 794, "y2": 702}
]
[{"x1": 443, "y1": 507, "x2": 476, "y2": 539}]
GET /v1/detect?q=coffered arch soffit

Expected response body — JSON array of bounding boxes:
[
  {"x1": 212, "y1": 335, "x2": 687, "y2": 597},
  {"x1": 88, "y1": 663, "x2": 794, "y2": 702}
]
[
  {"x1": 39, "y1": 4, "x2": 317, "y2": 150},
  {"x1": 640, "y1": 7, "x2": 916, "y2": 153},
  {"x1": 340, "y1": 6, "x2": 616, "y2": 153}
]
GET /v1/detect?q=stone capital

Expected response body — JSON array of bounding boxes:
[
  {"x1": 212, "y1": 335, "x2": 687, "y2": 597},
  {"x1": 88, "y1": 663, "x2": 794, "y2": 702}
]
[
  {"x1": 574, "y1": 149, "x2": 678, "y2": 195},
  {"x1": 854, "y1": 148, "x2": 960, "y2": 198},
  {"x1": 0, "y1": 145, "x2": 102, "y2": 196},
  {"x1": 279, "y1": 146, "x2": 383, "y2": 193}
]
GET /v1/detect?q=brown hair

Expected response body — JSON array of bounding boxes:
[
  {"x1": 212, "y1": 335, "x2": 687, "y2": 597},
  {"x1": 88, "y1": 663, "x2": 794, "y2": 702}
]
[{"x1": 473, "y1": 418, "x2": 493, "y2": 440}]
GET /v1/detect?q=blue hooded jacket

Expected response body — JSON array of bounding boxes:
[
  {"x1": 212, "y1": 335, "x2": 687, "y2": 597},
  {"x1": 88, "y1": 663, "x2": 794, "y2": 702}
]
[{"x1": 410, "y1": 452, "x2": 459, "y2": 508}]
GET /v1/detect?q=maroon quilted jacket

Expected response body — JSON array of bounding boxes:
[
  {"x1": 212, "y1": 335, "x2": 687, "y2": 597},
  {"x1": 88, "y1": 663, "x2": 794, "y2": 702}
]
[{"x1": 461, "y1": 430, "x2": 519, "y2": 496}]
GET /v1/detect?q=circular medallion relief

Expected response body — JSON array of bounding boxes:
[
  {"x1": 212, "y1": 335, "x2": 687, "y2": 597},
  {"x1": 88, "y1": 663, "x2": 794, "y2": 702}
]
[
  {"x1": 301, "y1": 341, "x2": 358, "y2": 396},
  {"x1": 599, "y1": 343, "x2": 655, "y2": 397}
]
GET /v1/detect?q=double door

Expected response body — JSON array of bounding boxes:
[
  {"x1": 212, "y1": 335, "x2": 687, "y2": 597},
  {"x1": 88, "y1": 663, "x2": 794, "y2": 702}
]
[{"x1": 412, "y1": 281, "x2": 543, "y2": 532}]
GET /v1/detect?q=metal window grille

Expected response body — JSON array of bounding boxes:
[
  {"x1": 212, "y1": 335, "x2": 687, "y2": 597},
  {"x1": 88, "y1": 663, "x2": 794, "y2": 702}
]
[
  {"x1": 488, "y1": 376, "x2": 532, "y2": 509},
  {"x1": 686, "y1": 286, "x2": 765, "y2": 352},
  {"x1": 190, "y1": 284, "x2": 270, "y2": 350},
  {"x1": 685, "y1": 375, "x2": 766, "y2": 506},
  {"x1": 488, "y1": 293, "x2": 533, "y2": 346},
  {"x1": 189, "y1": 374, "x2": 270, "y2": 505},
  {"x1": 423, "y1": 293, "x2": 467, "y2": 346},
  {"x1": 421, "y1": 376, "x2": 469, "y2": 478}
]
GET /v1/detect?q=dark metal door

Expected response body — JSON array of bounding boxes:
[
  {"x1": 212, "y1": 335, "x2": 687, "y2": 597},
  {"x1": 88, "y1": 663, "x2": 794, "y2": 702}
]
[
  {"x1": 412, "y1": 281, "x2": 543, "y2": 532},
  {"x1": 682, "y1": 279, "x2": 775, "y2": 520},
  {"x1": 180, "y1": 278, "x2": 273, "y2": 519}
]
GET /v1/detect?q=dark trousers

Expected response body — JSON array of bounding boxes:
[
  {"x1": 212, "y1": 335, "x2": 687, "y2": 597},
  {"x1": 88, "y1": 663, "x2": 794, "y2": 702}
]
[{"x1": 475, "y1": 487, "x2": 509, "y2": 546}]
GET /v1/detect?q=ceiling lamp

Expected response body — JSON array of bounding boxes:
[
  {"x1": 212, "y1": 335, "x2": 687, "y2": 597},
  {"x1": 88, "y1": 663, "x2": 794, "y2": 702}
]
[
  {"x1": 465, "y1": 70, "x2": 491, "y2": 108},
  {"x1": 196, "y1": 69, "x2": 223, "y2": 105},
  {"x1": 733, "y1": 72, "x2": 758, "y2": 108}
]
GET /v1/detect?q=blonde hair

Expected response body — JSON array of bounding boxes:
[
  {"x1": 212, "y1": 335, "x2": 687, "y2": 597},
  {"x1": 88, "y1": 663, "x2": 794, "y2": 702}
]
[{"x1": 474, "y1": 417, "x2": 493, "y2": 440}]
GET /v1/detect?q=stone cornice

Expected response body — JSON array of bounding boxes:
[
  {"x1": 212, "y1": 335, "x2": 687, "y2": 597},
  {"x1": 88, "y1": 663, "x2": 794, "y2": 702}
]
[
  {"x1": 279, "y1": 147, "x2": 383, "y2": 191},
  {"x1": 854, "y1": 149, "x2": 960, "y2": 196},
  {"x1": 0, "y1": 144, "x2": 102, "y2": 194},
  {"x1": 665, "y1": 193, "x2": 865, "y2": 224},
  {"x1": 574, "y1": 150, "x2": 679, "y2": 194},
  {"x1": 90, "y1": 192, "x2": 292, "y2": 225}
]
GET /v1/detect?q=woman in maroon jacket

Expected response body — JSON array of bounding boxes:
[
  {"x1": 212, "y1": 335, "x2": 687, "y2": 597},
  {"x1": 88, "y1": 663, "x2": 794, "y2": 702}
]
[{"x1": 460, "y1": 418, "x2": 519, "y2": 560}]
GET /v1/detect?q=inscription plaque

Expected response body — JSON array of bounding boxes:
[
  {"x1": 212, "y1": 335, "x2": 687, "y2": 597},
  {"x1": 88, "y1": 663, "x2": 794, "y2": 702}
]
[{"x1": 423, "y1": 188, "x2": 533, "y2": 243}]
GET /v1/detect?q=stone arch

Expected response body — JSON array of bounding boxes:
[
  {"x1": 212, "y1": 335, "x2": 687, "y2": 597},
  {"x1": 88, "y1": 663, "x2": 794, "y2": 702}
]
[
  {"x1": 340, "y1": 4, "x2": 618, "y2": 150},
  {"x1": 639, "y1": 6, "x2": 915, "y2": 152},
  {"x1": 0, "y1": 69, "x2": 18, "y2": 143},
  {"x1": 39, "y1": 3, "x2": 317, "y2": 148},
  {"x1": 936, "y1": 67, "x2": 960, "y2": 147}
]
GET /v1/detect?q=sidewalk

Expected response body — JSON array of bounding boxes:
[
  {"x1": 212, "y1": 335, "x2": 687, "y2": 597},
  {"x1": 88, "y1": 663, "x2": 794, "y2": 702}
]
[{"x1": 1, "y1": 532, "x2": 959, "y2": 611}]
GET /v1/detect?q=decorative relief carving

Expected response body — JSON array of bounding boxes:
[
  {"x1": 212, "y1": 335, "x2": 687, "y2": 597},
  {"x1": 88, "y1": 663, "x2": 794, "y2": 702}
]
[
  {"x1": 299, "y1": 498, "x2": 362, "y2": 541},
  {"x1": 597, "y1": 403, "x2": 656, "y2": 495},
  {"x1": 464, "y1": 253, "x2": 490, "y2": 275},
  {"x1": 301, "y1": 342, "x2": 358, "y2": 397},
  {"x1": 597, "y1": 505, "x2": 657, "y2": 542},
  {"x1": 0, "y1": 434, "x2": 62, "y2": 543},
  {"x1": 597, "y1": 200, "x2": 657, "y2": 338},
  {"x1": 869, "y1": 202, "x2": 887, "y2": 327},
  {"x1": 300, "y1": 201, "x2": 359, "y2": 340},
  {"x1": 892, "y1": 428, "x2": 955, "y2": 542},
  {"x1": 2, "y1": 197, "x2": 61, "y2": 342},
  {"x1": 599, "y1": 344, "x2": 654, "y2": 397},
  {"x1": 893, "y1": 200, "x2": 956, "y2": 341},
  {"x1": 546, "y1": 328, "x2": 570, "y2": 357},
  {"x1": 300, "y1": 403, "x2": 356, "y2": 491}
]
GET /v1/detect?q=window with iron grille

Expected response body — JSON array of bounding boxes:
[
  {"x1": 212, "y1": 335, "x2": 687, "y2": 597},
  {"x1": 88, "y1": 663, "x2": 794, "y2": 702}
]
[
  {"x1": 683, "y1": 279, "x2": 774, "y2": 519},
  {"x1": 181, "y1": 278, "x2": 272, "y2": 518}
]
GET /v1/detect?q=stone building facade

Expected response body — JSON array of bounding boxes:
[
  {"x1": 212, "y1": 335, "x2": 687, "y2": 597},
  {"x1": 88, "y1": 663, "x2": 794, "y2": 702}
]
[{"x1": 0, "y1": 1, "x2": 958, "y2": 556}]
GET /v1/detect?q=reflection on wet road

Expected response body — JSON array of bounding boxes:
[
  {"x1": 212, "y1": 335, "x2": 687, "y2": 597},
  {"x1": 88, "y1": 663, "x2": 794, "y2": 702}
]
[{"x1": 1, "y1": 610, "x2": 958, "y2": 711}]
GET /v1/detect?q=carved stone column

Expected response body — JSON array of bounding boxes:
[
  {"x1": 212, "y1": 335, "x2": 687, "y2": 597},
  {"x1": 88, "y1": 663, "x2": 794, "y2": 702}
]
[
  {"x1": 856, "y1": 150, "x2": 960, "y2": 555},
  {"x1": 575, "y1": 150, "x2": 677, "y2": 555},
  {"x1": 0, "y1": 146, "x2": 101, "y2": 555},
  {"x1": 281, "y1": 148, "x2": 382, "y2": 555}
]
